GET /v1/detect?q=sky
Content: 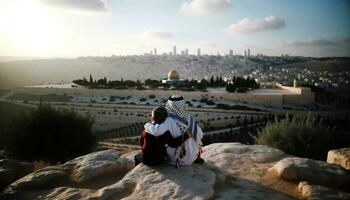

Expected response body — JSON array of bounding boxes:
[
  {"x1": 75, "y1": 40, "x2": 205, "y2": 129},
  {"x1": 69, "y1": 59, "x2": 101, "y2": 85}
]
[{"x1": 0, "y1": 0, "x2": 349, "y2": 57}]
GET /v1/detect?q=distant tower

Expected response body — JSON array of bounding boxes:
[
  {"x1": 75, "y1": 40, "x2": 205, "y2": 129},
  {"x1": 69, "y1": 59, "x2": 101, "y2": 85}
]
[
  {"x1": 173, "y1": 46, "x2": 177, "y2": 55},
  {"x1": 248, "y1": 49, "x2": 250, "y2": 57},
  {"x1": 229, "y1": 49, "x2": 233, "y2": 56},
  {"x1": 185, "y1": 48, "x2": 189, "y2": 56},
  {"x1": 154, "y1": 48, "x2": 157, "y2": 55},
  {"x1": 197, "y1": 48, "x2": 201, "y2": 56},
  {"x1": 244, "y1": 50, "x2": 247, "y2": 57},
  {"x1": 181, "y1": 50, "x2": 185, "y2": 56}
]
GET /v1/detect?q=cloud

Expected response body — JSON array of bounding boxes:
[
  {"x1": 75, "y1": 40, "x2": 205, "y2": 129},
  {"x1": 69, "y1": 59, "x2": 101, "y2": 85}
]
[
  {"x1": 141, "y1": 29, "x2": 173, "y2": 40},
  {"x1": 40, "y1": 0, "x2": 108, "y2": 12},
  {"x1": 286, "y1": 39, "x2": 335, "y2": 46},
  {"x1": 181, "y1": 0, "x2": 231, "y2": 15},
  {"x1": 286, "y1": 37, "x2": 350, "y2": 46},
  {"x1": 227, "y1": 15, "x2": 285, "y2": 34}
]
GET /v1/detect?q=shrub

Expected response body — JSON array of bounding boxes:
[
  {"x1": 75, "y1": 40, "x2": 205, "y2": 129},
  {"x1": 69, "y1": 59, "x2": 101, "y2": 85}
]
[
  {"x1": 257, "y1": 114, "x2": 331, "y2": 160},
  {"x1": 0, "y1": 104, "x2": 96, "y2": 164}
]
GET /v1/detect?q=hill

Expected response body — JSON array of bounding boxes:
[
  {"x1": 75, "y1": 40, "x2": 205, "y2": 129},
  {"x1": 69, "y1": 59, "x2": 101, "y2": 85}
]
[{"x1": 275, "y1": 59, "x2": 350, "y2": 72}]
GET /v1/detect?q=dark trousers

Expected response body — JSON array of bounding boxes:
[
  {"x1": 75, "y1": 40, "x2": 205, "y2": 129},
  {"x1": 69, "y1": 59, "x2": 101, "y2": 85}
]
[{"x1": 134, "y1": 153, "x2": 143, "y2": 166}]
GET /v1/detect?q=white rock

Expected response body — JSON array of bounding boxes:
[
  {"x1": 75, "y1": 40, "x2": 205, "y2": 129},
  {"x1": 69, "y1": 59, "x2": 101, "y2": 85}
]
[
  {"x1": 0, "y1": 159, "x2": 34, "y2": 189},
  {"x1": 272, "y1": 157, "x2": 350, "y2": 189},
  {"x1": 327, "y1": 148, "x2": 350, "y2": 171},
  {"x1": 95, "y1": 164, "x2": 216, "y2": 200},
  {"x1": 43, "y1": 187, "x2": 94, "y2": 200},
  {"x1": 298, "y1": 181, "x2": 350, "y2": 200},
  {"x1": 63, "y1": 149, "x2": 123, "y2": 183},
  {"x1": 7, "y1": 166, "x2": 66, "y2": 191}
]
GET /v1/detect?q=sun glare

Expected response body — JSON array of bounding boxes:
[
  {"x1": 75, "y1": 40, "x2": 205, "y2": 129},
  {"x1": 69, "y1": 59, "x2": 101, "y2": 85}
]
[{"x1": 0, "y1": 0, "x2": 60, "y2": 54}]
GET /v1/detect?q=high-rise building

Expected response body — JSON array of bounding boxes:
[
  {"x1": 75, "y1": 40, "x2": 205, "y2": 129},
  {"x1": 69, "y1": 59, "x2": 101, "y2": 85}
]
[
  {"x1": 229, "y1": 49, "x2": 233, "y2": 56},
  {"x1": 185, "y1": 48, "x2": 189, "y2": 56},
  {"x1": 244, "y1": 50, "x2": 247, "y2": 57},
  {"x1": 181, "y1": 50, "x2": 185, "y2": 56},
  {"x1": 173, "y1": 46, "x2": 177, "y2": 55},
  {"x1": 154, "y1": 48, "x2": 157, "y2": 55},
  {"x1": 197, "y1": 48, "x2": 201, "y2": 56},
  {"x1": 248, "y1": 49, "x2": 250, "y2": 57}
]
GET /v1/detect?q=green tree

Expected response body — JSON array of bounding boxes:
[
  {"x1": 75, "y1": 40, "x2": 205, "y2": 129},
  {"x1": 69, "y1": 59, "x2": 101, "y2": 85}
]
[{"x1": 89, "y1": 74, "x2": 94, "y2": 88}]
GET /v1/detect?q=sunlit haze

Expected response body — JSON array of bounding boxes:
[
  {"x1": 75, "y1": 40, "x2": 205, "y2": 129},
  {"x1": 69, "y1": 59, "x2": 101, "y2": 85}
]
[{"x1": 0, "y1": 0, "x2": 349, "y2": 57}]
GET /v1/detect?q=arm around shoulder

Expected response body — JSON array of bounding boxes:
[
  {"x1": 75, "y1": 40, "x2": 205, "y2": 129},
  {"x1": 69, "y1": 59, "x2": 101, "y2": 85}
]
[{"x1": 144, "y1": 118, "x2": 172, "y2": 137}]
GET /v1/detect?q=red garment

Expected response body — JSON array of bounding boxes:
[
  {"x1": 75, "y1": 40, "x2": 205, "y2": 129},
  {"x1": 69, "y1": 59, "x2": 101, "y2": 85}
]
[{"x1": 139, "y1": 130, "x2": 189, "y2": 165}]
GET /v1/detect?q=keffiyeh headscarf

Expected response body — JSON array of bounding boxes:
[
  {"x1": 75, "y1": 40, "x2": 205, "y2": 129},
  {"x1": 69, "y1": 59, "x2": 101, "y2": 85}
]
[
  {"x1": 166, "y1": 95, "x2": 199, "y2": 142},
  {"x1": 166, "y1": 95, "x2": 189, "y2": 120}
]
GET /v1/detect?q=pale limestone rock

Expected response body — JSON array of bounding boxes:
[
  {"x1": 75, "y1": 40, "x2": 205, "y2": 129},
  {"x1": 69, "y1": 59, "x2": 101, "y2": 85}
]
[
  {"x1": 94, "y1": 163, "x2": 216, "y2": 200},
  {"x1": 298, "y1": 181, "x2": 350, "y2": 200},
  {"x1": 202, "y1": 142, "x2": 286, "y2": 164},
  {"x1": 7, "y1": 166, "x2": 66, "y2": 191},
  {"x1": 0, "y1": 159, "x2": 34, "y2": 189},
  {"x1": 42, "y1": 187, "x2": 94, "y2": 200},
  {"x1": 63, "y1": 149, "x2": 123, "y2": 183},
  {"x1": 271, "y1": 157, "x2": 350, "y2": 189},
  {"x1": 201, "y1": 143, "x2": 293, "y2": 200},
  {"x1": 8, "y1": 143, "x2": 350, "y2": 200},
  {"x1": 327, "y1": 148, "x2": 350, "y2": 171}
]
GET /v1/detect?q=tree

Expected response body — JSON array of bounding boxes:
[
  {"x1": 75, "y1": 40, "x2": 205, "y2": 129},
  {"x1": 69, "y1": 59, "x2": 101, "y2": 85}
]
[
  {"x1": 97, "y1": 78, "x2": 107, "y2": 86},
  {"x1": 73, "y1": 77, "x2": 89, "y2": 86},
  {"x1": 89, "y1": 74, "x2": 94, "y2": 88},
  {"x1": 123, "y1": 80, "x2": 137, "y2": 87},
  {"x1": 196, "y1": 79, "x2": 209, "y2": 90},
  {"x1": 210, "y1": 76, "x2": 214, "y2": 86}
]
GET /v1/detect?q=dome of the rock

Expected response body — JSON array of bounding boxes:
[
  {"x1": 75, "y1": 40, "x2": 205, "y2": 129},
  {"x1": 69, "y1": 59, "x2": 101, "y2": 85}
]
[{"x1": 168, "y1": 70, "x2": 179, "y2": 80}]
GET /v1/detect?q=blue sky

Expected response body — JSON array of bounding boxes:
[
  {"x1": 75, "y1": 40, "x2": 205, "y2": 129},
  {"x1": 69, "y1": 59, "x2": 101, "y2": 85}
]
[{"x1": 0, "y1": 0, "x2": 349, "y2": 57}]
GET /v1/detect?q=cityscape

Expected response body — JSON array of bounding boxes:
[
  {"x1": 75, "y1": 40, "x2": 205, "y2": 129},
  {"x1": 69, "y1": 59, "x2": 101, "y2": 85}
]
[{"x1": 0, "y1": 0, "x2": 349, "y2": 200}]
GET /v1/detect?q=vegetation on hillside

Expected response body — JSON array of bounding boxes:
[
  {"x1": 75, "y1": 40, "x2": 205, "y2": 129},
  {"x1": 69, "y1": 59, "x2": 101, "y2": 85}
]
[
  {"x1": 257, "y1": 114, "x2": 331, "y2": 160},
  {"x1": 0, "y1": 103, "x2": 96, "y2": 164},
  {"x1": 226, "y1": 76, "x2": 260, "y2": 93},
  {"x1": 73, "y1": 74, "x2": 259, "y2": 92}
]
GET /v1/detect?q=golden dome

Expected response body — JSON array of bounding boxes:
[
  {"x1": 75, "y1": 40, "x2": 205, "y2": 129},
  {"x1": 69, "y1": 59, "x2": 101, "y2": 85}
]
[{"x1": 168, "y1": 70, "x2": 179, "y2": 80}]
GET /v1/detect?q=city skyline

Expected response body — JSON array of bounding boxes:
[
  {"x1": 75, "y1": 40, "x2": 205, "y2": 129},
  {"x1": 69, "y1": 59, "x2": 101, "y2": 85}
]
[{"x1": 0, "y1": 0, "x2": 349, "y2": 58}]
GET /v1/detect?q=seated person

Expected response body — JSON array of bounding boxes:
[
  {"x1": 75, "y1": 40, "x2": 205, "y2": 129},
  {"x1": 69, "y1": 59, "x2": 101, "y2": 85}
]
[
  {"x1": 144, "y1": 95, "x2": 204, "y2": 167},
  {"x1": 135, "y1": 106, "x2": 191, "y2": 166}
]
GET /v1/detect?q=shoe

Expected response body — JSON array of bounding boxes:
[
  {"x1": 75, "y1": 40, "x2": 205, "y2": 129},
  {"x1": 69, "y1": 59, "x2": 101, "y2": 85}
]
[{"x1": 194, "y1": 156, "x2": 205, "y2": 164}]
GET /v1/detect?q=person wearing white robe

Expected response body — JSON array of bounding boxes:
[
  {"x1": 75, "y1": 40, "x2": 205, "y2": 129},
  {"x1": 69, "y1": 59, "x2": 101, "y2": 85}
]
[{"x1": 144, "y1": 95, "x2": 204, "y2": 166}]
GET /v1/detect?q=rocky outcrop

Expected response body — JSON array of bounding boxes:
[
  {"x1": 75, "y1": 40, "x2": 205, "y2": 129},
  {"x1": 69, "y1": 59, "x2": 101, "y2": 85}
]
[
  {"x1": 1, "y1": 143, "x2": 350, "y2": 200},
  {"x1": 327, "y1": 148, "x2": 350, "y2": 171},
  {"x1": 7, "y1": 166, "x2": 67, "y2": 191},
  {"x1": 0, "y1": 159, "x2": 34, "y2": 189},
  {"x1": 271, "y1": 157, "x2": 350, "y2": 190},
  {"x1": 63, "y1": 149, "x2": 132, "y2": 183},
  {"x1": 298, "y1": 182, "x2": 350, "y2": 200}
]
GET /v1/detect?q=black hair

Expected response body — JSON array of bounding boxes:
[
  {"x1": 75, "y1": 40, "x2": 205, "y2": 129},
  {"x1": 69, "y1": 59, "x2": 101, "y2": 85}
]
[{"x1": 153, "y1": 106, "x2": 168, "y2": 124}]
